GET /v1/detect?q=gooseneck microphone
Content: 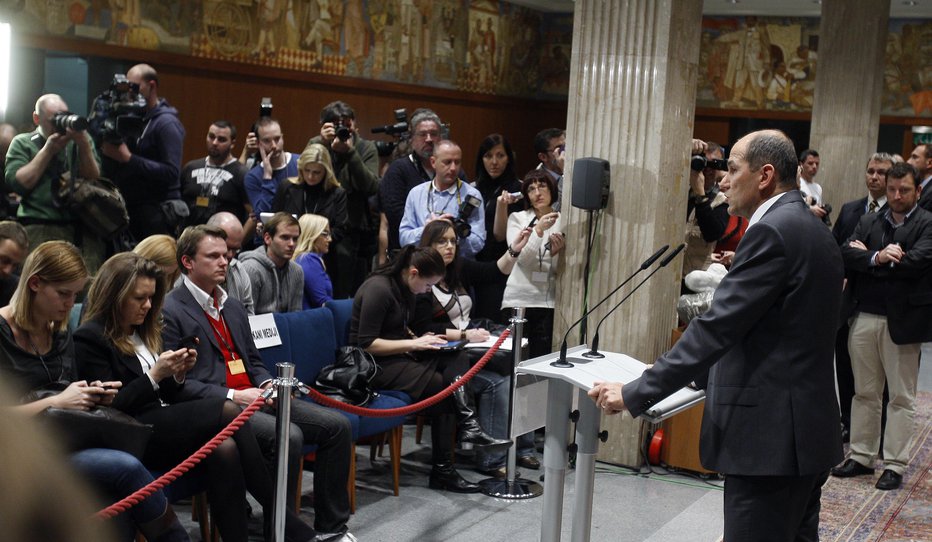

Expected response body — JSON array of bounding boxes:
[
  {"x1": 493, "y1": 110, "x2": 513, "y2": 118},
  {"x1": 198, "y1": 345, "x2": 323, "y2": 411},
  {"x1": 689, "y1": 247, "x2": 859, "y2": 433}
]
[
  {"x1": 550, "y1": 244, "x2": 670, "y2": 368},
  {"x1": 582, "y1": 243, "x2": 686, "y2": 359}
]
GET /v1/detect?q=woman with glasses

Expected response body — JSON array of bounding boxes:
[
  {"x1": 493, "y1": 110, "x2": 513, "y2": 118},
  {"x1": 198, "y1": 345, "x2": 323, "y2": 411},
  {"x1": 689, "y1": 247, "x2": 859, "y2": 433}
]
[
  {"x1": 413, "y1": 219, "x2": 537, "y2": 476},
  {"x1": 501, "y1": 170, "x2": 565, "y2": 359},
  {"x1": 293, "y1": 213, "x2": 334, "y2": 308}
]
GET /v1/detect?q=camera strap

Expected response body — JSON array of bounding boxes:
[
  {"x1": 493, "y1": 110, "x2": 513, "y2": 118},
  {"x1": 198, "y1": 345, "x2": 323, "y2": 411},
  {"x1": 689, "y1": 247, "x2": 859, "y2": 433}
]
[{"x1": 426, "y1": 179, "x2": 461, "y2": 216}]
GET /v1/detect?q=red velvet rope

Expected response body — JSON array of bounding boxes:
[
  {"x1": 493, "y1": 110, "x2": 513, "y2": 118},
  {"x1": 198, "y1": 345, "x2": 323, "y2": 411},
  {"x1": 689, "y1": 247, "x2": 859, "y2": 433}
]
[
  {"x1": 94, "y1": 328, "x2": 511, "y2": 518},
  {"x1": 95, "y1": 395, "x2": 265, "y2": 519},
  {"x1": 303, "y1": 328, "x2": 511, "y2": 416}
]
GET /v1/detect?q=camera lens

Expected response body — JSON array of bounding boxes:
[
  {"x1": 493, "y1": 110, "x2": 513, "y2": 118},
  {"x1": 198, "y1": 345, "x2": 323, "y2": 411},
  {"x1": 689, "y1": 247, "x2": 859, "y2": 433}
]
[
  {"x1": 53, "y1": 112, "x2": 89, "y2": 134},
  {"x1": 335, "y1": 125, "x2": 351, "y2": 141}
]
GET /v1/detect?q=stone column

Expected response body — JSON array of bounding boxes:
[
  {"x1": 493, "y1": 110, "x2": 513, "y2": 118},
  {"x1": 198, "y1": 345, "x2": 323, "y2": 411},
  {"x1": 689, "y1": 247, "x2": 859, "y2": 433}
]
[
  {"x1": 555, "y1": 0, "x2": 703, "y2": 467},
  {"x1": 810, "y1": 0, "x2": 889, "y2": 208}
]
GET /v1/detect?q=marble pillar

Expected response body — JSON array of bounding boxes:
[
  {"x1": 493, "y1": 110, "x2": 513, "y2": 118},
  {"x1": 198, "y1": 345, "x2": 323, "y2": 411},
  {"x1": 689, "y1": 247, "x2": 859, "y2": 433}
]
[
  {"x1": 555, "y1": 0, "x2": 703, "y2": 467},
  {"x1": 810, "y1": 0, "x2": 889, "y2": 208}
]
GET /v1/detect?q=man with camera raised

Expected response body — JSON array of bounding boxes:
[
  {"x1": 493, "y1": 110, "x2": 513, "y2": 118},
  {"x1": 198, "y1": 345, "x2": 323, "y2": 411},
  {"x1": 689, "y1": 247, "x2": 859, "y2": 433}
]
[
  {"x1": 399, "y1": 140, "x2": 485, "y2": 258},
  {"x1": 4, "y1": 93, "x2": 105, "y2": 271},
  {"x1": 683, "y1": 139, "x2": 729, "y2": 278},
  {"x1": 100, "y1": 63, "x2": 186, "y2": 240},
  {"x1": 306, "y1": 101, "x2": 379, "y2": 297}
]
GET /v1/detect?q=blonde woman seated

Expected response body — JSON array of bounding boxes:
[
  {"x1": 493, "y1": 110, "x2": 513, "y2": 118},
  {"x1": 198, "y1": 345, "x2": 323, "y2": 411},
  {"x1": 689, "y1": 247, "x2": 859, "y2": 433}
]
[
  {"x1": 133, "y1": 234, "x2": 180, "y2": 291},
  {"x1": 74, "y1": 253, "x2": 316, "y2": 542},
  {"x1": 293, "y1": 213, "x2": 333, "y2": 308}
]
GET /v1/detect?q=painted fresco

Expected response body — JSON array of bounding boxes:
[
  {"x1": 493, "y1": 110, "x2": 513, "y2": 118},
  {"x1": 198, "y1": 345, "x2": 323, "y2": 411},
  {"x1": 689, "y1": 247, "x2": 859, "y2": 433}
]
[
  {"x1": 698, "y1": 16, "x2": 932, "y2": 118},
  {"x1": 0, "y1": 0, "x2": 571, "y2": 99}
]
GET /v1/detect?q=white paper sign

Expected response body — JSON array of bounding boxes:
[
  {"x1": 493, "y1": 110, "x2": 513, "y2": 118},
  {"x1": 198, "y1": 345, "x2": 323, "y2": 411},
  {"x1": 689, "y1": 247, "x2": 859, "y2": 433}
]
[{"x1": 249, "y1": 313, "x2": 282, "y2": 349}]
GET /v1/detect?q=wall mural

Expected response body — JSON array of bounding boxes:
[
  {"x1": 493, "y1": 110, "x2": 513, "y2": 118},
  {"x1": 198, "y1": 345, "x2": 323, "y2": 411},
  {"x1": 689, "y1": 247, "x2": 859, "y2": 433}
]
[
  {"x1": 2, "y1": 3, "x2": 928, "y2": 116},
  {"x1": 698, "y1": 16, "x2": 932, "y2": 118},
  {"x1": 0, "y1": 0, "x2": 572, "y2": 99}
]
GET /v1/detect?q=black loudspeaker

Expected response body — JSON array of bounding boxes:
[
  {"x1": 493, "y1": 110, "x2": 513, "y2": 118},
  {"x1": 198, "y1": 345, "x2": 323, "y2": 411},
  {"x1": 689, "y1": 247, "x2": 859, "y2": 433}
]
[{"x1": 571, "y1": 157, "x2": 610, "y2": 210}]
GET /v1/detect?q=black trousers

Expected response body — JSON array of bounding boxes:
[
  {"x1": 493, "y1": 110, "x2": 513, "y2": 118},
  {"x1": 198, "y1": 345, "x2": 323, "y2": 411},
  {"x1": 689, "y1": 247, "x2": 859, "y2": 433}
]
[
  {"x1": 249, "y1": 402, "x2": 352, "y2": 534},
  {"x1": 723, "y1": 470, "x2": 829, "y2": 542}
]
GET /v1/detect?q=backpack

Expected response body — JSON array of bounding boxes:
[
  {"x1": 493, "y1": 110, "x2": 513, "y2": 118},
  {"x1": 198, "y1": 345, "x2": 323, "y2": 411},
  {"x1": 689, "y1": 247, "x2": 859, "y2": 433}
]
[{"x1": 57, "y1": 171, "x2": 130, "y2": 238}]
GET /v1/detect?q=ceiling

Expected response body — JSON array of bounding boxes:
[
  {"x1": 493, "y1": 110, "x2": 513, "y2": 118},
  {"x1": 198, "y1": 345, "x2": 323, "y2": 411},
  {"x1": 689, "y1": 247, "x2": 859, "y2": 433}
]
[{"x1": 507, "y1": 0, "x2": 932, "y2": 18}]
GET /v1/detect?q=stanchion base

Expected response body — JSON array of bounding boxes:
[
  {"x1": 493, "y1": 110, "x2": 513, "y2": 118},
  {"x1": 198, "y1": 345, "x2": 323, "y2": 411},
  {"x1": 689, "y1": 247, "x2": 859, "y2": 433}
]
[
  {"x1": 479, "y1": 477, "x2": 544, "y2": 499},
  {"x1": 580, "y1": 350, "x2": 604, "y2": 359},
  {"x1": 550, "y1": 360, "x2": 575, "y2": 368}
]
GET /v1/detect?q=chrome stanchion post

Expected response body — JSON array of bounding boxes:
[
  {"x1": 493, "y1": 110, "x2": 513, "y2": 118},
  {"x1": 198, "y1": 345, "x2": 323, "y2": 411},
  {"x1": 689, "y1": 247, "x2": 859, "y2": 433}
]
[
  {"x1": 479, "y1": 307, "x2": 543, "y2": 499},
  {"x1": 272, "y1": 362, "x2": 296, "y2": 542}
]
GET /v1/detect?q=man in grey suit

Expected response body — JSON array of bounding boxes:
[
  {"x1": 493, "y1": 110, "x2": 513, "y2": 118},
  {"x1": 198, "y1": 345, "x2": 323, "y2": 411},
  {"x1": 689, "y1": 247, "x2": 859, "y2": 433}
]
[{"x1": 590, "y1": 130, "x2": 844, "y2": 541}]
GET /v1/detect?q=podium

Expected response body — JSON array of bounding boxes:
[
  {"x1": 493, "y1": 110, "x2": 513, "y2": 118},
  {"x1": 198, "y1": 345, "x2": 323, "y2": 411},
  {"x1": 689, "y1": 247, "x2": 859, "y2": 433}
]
[{"x1": 517, "y1": 346, "x2": 705, "y2": 542}]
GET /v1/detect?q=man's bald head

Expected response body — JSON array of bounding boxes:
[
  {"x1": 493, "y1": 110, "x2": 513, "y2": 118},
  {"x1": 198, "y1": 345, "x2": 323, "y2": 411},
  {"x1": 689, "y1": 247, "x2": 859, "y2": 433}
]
[
  {"x1": 32, "y1": 94, "x2": 68, "y2": 137},
  {"x1": 207, "y1": 212, "x2": 244, "y2": 260}
]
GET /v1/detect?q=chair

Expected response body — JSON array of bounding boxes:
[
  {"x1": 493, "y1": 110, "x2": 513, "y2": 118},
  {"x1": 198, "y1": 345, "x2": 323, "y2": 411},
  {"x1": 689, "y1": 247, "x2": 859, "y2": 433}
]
[{"x1": 260, "y1": 307, "x2": 410, "y2": 513}]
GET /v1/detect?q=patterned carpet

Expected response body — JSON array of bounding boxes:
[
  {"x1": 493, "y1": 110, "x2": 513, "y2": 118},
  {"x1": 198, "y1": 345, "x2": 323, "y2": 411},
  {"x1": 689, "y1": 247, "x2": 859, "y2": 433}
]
[{"x1": 819, "y1": 391, "x2": 932, "y2": 542}]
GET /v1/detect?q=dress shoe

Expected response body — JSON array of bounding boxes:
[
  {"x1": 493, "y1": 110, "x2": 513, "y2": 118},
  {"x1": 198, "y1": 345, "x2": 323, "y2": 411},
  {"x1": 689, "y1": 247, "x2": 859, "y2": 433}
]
[
  {"x1": 830, "y1": 459, "x2": 873, "y2": 478},
  {"x1": 875, "y1": 469, "x2": 902, "y2": 490},
  {"x1": 517, "y1": 455, "x2": 541, "y2": 470},
  {"x1": 429, "y1": 462, "x2": 481, "y2": 493},
  {"x1": 476, "y1": 465, "x2": 507, "y2": 478}
]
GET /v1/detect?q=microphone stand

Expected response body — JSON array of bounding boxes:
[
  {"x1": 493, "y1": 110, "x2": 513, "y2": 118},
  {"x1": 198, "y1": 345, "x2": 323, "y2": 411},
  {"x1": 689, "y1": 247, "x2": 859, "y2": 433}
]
[
  {"x1": 582, "y1": 243, "x2": 685, "y2": 358},
  {"x1": 551, "y1": 244, "x2": 670, "y2": 368}
]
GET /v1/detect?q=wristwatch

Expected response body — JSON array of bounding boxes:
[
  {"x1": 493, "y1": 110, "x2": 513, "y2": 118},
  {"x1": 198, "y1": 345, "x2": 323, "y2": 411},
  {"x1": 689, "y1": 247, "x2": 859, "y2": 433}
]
[
  {"x1": 693, "y1": 194, "x2": 709, "y2": 205},
  {"x1": 460, "y1": 329, "x2": 467, "y2": 341},
  {"x1": 507, "y1": 245, "x2": 521, "y2": 258}
]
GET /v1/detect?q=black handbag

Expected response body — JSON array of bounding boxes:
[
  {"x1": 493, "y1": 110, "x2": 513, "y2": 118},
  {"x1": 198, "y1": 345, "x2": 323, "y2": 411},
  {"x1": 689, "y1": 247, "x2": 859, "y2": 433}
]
[
  {"x1": 25, "y1": 382, "x2": 153, "y2": 459},
  {"x1": 313, "y1": 346, "x2": 379, "y2": 406}
]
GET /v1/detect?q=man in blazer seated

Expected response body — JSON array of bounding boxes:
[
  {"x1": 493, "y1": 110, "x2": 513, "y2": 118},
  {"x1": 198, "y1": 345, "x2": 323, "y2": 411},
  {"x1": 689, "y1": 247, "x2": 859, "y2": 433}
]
[
  {"x1": 833, "y1": 161, "x2": 932, "y2": 491},
  {"x1": 162, "y1": 224, "x2": 356, "y2": 542},
  {"x1": 830, "y1": 152, "x2": 893, "y2": 442},
  {"x1": 589, "y1": 130, "x2": 844, "y2": 541}
]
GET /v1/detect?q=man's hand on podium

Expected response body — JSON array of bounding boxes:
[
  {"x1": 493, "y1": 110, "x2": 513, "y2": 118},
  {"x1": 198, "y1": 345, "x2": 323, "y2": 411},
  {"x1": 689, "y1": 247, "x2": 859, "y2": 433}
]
[{"x1": 588, "y1": 381, "x2": 626, "y2": 415}]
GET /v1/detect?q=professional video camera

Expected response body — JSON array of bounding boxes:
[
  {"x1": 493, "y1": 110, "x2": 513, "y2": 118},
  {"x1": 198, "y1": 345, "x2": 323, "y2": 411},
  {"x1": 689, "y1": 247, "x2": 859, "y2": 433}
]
[
  {"x1": 52, "y1": 112, "x2": 88, "y2": 134},
  {"x1": 371, "y1": 108, "x2": 409, "y2": 157},
  {"x1": 452, "y1": 194, "x2": 481, "y2": 239},
  {"x1": 690, "y1": 154, "x2": 728, "y2": 172},
  {"x1": 88, "y1": 74, "x2": 147, "y2": 145}
]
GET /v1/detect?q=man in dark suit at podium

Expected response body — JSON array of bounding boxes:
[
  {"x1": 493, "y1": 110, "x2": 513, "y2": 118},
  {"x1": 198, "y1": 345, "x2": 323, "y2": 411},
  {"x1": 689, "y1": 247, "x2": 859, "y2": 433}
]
[{"x1": 590, "y1": 130, "x2": 844, "y2": 541}]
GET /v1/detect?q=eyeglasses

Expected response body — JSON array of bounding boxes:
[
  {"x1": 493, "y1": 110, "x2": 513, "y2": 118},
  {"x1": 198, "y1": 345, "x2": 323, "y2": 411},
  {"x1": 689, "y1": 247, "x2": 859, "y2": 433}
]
[
  {"x1": 435, "y1": 238, "x2": 458, "y2": 247},
  {"x1": 527, "y1": 183, "x2": 550, "y2": 193},
  {"x1": 548, "y1": 144, "x2": 566, "y2": 154}
]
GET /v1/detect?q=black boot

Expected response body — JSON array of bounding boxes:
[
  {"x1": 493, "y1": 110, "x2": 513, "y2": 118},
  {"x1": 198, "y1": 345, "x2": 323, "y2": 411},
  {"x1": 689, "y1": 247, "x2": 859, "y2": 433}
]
[
  {"x1": 429, "y1": 461, "x2": 481, "y2": 493},
  {"x1": 453, "y1": 377, "x2": 512, "y2": 452},
  {"x1": 138, "y1": 504, "x2": 190, "y2": 542}
]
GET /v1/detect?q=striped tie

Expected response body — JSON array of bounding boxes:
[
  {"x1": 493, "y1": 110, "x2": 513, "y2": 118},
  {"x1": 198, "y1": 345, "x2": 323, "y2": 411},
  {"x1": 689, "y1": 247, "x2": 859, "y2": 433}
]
[{"x1": 868, "y1": 200, "x2": 877, "y2": 213}]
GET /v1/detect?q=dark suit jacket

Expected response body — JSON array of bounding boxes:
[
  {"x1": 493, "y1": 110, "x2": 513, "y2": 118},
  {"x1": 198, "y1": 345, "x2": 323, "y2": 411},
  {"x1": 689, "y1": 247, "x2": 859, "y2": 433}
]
[
  {"x1": 74, "y1": 319, "x2": 186, "y2": 414},
  {"x1": 917, "y1": 177, "x2": 932, "y2": 212},
  {"x1": 832, "y1": 196, "x2": 886, "y2": 246},
  {"x1": 623, "y1": 191, "x2": 844, "y2": 476},
  {"x1": 162, "y1": 283, "x2": 273, "y2": 399},
  {"x1": 840, "y1": 206, "x2": 932, "y2": 344}
]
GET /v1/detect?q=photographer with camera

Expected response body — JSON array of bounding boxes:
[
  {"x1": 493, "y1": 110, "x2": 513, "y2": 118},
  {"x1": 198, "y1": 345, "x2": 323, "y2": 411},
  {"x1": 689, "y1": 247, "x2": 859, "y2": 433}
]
[
  {"x1": 683, "y1": 139, "x2": 729, "y2": 279},
  {"x1": 4, "y1": 94, "x2": 105, "y2": 272},
  {"x1": 306, "y1": 100, "x2": 379, "y2": 298},
  {"x1": 399, "y1": 140, "x2": 486, "y2": 259},
  {"x1": 99, "y1": 64, "x2": 186, "y2": 240},
  {"x1": 798, "y1": 148, "x2": 831, "y2": 223}
]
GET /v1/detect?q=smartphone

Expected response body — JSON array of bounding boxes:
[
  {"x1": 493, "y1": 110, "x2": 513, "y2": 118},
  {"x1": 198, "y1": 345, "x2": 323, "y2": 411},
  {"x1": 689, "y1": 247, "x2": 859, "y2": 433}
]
[
  {"x1": 508, "y1": 192, "x2": 524, "y2": 200},
  {"x1": 439, "y1": 340, "x2": 466, "y2": 351},
  {"x1": 180, "y1": 334, "x2": 199, "y2": 349}
]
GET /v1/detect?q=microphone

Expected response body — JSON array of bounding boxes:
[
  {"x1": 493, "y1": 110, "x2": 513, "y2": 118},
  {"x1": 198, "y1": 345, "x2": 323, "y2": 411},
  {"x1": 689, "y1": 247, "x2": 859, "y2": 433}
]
[
  {"x1": 550, "y1": 244, "x2": 670, "y2": 368},
  {"x1": 582, "y1": 243, "x2": 686, "y2": 359}
]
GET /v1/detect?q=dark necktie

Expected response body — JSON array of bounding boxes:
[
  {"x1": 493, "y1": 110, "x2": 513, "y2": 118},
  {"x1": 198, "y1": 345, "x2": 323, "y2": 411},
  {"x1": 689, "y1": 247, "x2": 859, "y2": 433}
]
[{"x1": 868, "y1": 200, "x2": 878, "y2": 213}]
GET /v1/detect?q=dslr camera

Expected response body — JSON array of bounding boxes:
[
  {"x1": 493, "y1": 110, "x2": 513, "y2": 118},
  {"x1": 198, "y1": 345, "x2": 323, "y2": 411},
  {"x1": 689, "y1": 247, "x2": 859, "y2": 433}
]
[
  {"x1": 88, "y1": 74, "x2": 148, "y2": 145},
  {"x1": 690, "y1": 154, "x2": 728, "y2": 172},
  {"x1": 452, "y1": 195, "x2": 481, "y2": 239},
  {"x1": 334, "y1": 119, "x2": 352, "y2": 142},
  {"x1": 52, "y1": 112, "x2": 88, "y2": 134},
  {"x1": 371, "y1": 108, "x2": 410, "y2": 157}
]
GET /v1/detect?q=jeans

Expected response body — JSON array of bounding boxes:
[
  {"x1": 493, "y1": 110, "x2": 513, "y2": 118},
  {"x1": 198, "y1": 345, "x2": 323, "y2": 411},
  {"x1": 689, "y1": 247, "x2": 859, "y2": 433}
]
[
  {"x1": 70, "y1": 448, "x2": 169, "y2": 541},
  {"x1": 471, "y1": 370, "x2": 536, "y2": 470}
]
